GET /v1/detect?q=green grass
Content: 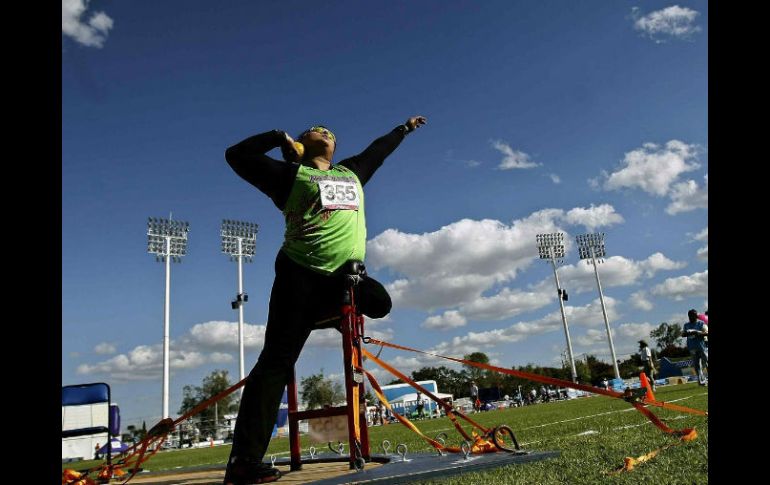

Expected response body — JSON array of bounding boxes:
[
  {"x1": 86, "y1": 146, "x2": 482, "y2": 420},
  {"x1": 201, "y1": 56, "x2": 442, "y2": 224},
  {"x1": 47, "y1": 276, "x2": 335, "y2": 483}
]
[{"x1": 64, "y1": 383, "x2": 708, "y2": 484}]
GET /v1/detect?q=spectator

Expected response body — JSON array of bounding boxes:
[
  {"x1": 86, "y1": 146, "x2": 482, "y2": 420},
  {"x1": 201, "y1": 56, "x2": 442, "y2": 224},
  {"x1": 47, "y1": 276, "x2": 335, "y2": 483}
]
[
  {"x1": 638, "y1": 340, "x2": 657, "y2": 390},
  {"x1": 469, "y1": 381, "x2": 479, "y2": 412},
  {"x1": 94, "y1": 443, "x2": 101, "y2": 460},
  {"x1": 415, "y1": 393, "x2": 426, "y2": 419},
  {"x1": 375, "y1": 401, "x2": 384, "y2": 426},
  {"x1": 683, "y1": 309, "x2": 709, "y2": 386},
  {"x1": 601, "y1": 377, "x2": 609, "y2": 390}
]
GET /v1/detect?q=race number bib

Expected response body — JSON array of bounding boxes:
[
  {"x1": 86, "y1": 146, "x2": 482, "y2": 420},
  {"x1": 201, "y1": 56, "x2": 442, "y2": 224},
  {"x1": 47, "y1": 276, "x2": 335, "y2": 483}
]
[{"x1": 318, "y1": 180, "x2": 360, "y2": 210}]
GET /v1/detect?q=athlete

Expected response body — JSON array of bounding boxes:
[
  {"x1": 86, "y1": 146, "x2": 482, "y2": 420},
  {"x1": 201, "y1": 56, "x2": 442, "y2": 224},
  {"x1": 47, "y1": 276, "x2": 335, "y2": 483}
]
[{"x1": 222, "y1": 115, "x2": 427, "y2": 484}]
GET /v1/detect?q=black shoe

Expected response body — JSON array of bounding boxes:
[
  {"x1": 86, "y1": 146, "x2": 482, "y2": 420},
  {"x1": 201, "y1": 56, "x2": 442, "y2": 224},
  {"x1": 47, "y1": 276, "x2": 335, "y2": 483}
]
[{"x1": 224, "y1": 458, "x2": 281, "y2": 485}]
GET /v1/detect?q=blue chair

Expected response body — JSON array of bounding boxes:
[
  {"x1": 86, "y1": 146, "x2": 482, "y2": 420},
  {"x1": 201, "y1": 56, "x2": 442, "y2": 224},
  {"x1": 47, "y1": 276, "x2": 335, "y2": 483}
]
[{"x1": 62, "y1": 383, "x2": 115, "y2": 471}]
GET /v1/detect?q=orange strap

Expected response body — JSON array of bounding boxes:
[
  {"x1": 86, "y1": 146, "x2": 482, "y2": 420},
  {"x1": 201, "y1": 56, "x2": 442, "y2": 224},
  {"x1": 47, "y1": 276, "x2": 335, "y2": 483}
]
[
  {"x1": 360, "y1": 365, "x2": 445, "y2": 451},
  {"x1": 364, "y1": 338, "x2": 707, "y2": 430},
  {"x1": 361, "y1": 362, "x2": 502, "y2": 454},
  {"x1": 362, "y1": 346, "x2": 491, "y2": 436},
  {"x1": 70, "y1": 376, "x2": 250, "y2": 484}
]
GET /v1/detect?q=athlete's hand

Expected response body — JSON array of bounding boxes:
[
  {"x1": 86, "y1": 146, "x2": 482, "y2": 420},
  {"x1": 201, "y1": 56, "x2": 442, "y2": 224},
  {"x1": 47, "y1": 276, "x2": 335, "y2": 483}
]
[
  {"x1": 406, "y1": 115, "x2": 427, "y2": 132},
  {"x1": 280, "y1": 132, "x2": 302, "y2": 162}
]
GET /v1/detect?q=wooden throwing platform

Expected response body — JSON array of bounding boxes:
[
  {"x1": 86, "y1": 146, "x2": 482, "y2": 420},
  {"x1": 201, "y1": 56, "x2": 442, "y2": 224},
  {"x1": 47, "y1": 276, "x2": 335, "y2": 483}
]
[
  {"x1": 125, "y1": 460, "x2": 384, "y2": 484},
  {"x1": 125, "y1": 449, "x2": 558, "y2": 484}
]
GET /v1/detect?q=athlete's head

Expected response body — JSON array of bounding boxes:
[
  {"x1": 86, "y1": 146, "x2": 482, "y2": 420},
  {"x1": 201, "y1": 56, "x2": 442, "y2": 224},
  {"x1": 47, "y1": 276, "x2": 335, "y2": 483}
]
[
  {"x1": 298, "y1": 125, "x2": 336, "y2": 155},
  {"x1": 687, "y1": 308, "x2": 698, "y2": 322}
]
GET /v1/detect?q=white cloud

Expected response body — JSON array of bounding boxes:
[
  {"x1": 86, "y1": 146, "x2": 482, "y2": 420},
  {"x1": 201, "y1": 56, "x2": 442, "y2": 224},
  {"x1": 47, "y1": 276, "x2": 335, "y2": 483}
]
[
  {"x1": 549, "y1": 174, "x2": 561, "y2": 184},
  {"x1": 76, "y1": 345, "x2": 210, "y2": 381},
  {"x1": 599, "y1": 141, "x2": 701, "y2": 197},
  {"x1": 94, "y1": 342, "x2": 116, "y2": 355},
  {"x1": 630, "y1": 291, "x2": 654, "y2": 311},
  {"x1": 692, "y1": 227, "x2": 708, "y2": 261},
  {"x1": 186, "y1": 321, "x2": 267, "y2": 351},
  {"x1": 368, "y1": 207, "x2": 625, "y2": 313},
  {"x1": 368, "y1": 214, "x2": 559, "y2": 310},
  {"x1": 639, "y1": 252, "x2": 688, "y2": 277},
  {"x1": 491, "y1": 141, "x2": 540, "y2": 169},
  {"x1": 563, "y1": 204, "x2": 624, "y2": 231},
  {"x1": 422, "y1": 288, "x2": 553, "y2": 330},
  {"x1": 62, "y1": 0, "x2": 114, "y2": 48},
  {"x1": 666, "y1": 174, "x2": 708, "y2": 214},
  {"x1": 574, "y1": 329, "x2": 606, "y2": 347},
  {"x1": 459, "y1": 288, "x2": 553, "y2": 321},
  {"x1": 613, "y1": 322, "x2": 659, "y2": 354},
  {"x1": 534, "y1": 253, "x2": 686, "y2": 295},
  {"x1": 208, "y1": 352, "x2": 234, "y2": 364},
  {"x1": 632, "y1": 6, "x2": 701, "y2": 42},
  {"x1": 573, "y1": 321, "x2": 658, "y2": 363},
  {"x1": 650, "y1": 270, "x2": 708, "y2": 300},
  {"x1": 427, "y1": 298, "x2": 621, "y2": 357},
  {"x1": 423, "y1": 311, "x2": 467, "y2": 329}
]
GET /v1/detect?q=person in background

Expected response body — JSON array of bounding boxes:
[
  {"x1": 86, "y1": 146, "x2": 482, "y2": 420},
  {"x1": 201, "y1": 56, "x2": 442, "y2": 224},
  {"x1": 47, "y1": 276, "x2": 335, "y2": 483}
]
[
  {"x1": 683, "y1": 309, "x2": 709, "y2": 386},
  {"x1": 469, "y1": 380, "x2": 479, "y2": 412},
  {"x1": 638, "y1": 340, "x2": 657, "y2": 390},
  {"x1": 415, "y1": 392, "x2": 426, "y2": 419}
]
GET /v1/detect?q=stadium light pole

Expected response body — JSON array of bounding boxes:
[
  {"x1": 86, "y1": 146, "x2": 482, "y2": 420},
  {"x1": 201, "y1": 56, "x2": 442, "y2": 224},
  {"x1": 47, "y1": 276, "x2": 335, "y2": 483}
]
[
  {"x1": 147, "y1": 216, "x2": 190, "y2": 419},
  {"x1": 576, "y1": 232, "x2": 621, "y2": 380},
  {"x1": 536, "y1": 232, "x2": 577, "y2": 383},
  {"x1": 221, "y1": 219, "x2": 259, "y2": 395}
]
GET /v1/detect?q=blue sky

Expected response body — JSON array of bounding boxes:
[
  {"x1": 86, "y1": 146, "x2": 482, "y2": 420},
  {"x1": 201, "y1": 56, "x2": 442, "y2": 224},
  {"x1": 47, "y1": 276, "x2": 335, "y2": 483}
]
[{"x1": 62, "y1": 0, "x2": 708, "y2": 427}]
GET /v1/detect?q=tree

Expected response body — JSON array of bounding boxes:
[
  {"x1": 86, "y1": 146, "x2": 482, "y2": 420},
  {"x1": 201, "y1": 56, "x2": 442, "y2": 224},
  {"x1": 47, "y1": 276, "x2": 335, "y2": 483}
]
[
  {"x1": 364, "y1": 390, "x2": 375, "y2": 406},
  {"x1": 650, "y1": 322, "x2": 683, "y2": 350},
  {"x1": 178, "y1": 369, "x2": 239, "y2": 438},
  {"x1": 585, "y1": 355, "x2": 614, "y2": 383},
  {"x1": 411, "y1": 365, "x2": 468, "y2": 398},
  {"x1": 300, "y1": 370, "x2": 345, "y2": 410},
  {"x1": 463, "y1": 352, "x2": 490, "y2": 386}
]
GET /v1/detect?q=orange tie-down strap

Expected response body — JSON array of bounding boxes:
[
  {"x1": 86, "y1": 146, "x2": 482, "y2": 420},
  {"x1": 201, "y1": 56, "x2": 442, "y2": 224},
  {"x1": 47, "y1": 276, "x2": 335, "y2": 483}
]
[
  {"x1": 606, "y1": 405, "x2": 698, "y2": 475},
  {"x1": 363, "y1": 338, "x2": 707, "y2": 432},
  {"x1": 64, "y1": 377, "x2": 250, "y2": 484},
  {"x1": 360, "y1": 350, "x2": 501, "y2": 454}
]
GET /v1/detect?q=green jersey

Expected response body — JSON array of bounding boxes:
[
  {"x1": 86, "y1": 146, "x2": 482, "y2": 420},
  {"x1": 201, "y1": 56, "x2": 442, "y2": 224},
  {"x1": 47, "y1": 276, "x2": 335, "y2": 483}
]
[{"x1": 281, "y1": 164, "x2": 366, "y2": 274}]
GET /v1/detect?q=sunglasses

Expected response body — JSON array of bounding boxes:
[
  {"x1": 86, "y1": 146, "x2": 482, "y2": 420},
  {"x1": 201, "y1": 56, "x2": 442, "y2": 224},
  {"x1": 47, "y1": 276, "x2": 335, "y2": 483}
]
[{"x1": 301, "y1": 126, "x2": 336, "y2": 144}]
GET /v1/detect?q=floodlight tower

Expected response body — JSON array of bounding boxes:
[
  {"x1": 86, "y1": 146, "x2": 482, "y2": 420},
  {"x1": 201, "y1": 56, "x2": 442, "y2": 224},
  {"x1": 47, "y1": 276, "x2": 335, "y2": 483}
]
[
  {"x1": 536, "y1": 232, "x2": 577, "y2": 383},
  {"x1": 147, "y1": 216, "x2": 190, "y2": 419},
  {"x1": 221, "y1": 219, "x2": 259, "y2": 394},
  {"x1": 576, "y1": 232, "x2": 620, "y2": 380}
]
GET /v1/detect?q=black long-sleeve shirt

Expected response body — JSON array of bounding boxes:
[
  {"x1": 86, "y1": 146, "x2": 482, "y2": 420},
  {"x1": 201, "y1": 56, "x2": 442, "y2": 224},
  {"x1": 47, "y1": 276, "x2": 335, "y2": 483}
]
[{"x1": 225, "y1": 126, "x2": 408, "y2": 211}]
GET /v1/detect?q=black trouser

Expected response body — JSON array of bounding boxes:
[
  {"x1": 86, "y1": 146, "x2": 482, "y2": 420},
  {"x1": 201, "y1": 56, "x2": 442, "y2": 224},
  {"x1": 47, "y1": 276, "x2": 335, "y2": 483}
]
[{"x1": 228, "y1": 250, "x2": 391, "y2": 464}]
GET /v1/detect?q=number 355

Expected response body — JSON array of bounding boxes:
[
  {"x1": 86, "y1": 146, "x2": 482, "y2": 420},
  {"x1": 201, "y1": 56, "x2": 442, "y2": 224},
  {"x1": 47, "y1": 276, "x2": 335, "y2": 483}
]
[{"x1": 324, "y1": 184, "x2": 356, "y2": 201}]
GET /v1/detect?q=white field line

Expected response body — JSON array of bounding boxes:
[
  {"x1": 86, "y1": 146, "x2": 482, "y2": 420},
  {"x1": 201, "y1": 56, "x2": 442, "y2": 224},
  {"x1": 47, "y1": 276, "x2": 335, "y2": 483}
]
[
  {"x1": 520, "y1": 392, "x2": 706, "y2": 431},
  {"x1": 261, "y1": 392, "x2": 708, "y2": 454},
  {"x1": 410, "y1": 392, "x2": 707, "y2": 447}
]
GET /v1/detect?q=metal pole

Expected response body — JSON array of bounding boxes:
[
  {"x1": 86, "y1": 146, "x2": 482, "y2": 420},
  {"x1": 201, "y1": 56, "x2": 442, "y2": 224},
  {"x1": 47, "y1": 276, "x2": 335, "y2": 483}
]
[
  {"x1": 163, "y1": 236, "x2": 171, "y2": 419},
  {"x1": 237, "y1": 237, "x2": 245, "y2": 396},
  {"x1": 551, "y1": 257, "x2": 577, "y2": 382},
  {"x1": 590, "y1": 246, "x2": 621, "y2": 380}
]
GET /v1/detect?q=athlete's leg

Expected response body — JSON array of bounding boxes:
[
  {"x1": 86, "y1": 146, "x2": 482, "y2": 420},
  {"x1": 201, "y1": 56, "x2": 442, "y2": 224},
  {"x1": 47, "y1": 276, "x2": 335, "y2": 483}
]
[
  {"x1": 227, "y1": 252, "x2": 314, "y2": 467},
  {"x1": 356, "y1": 275, "x2": 392, "y2": 319}
]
